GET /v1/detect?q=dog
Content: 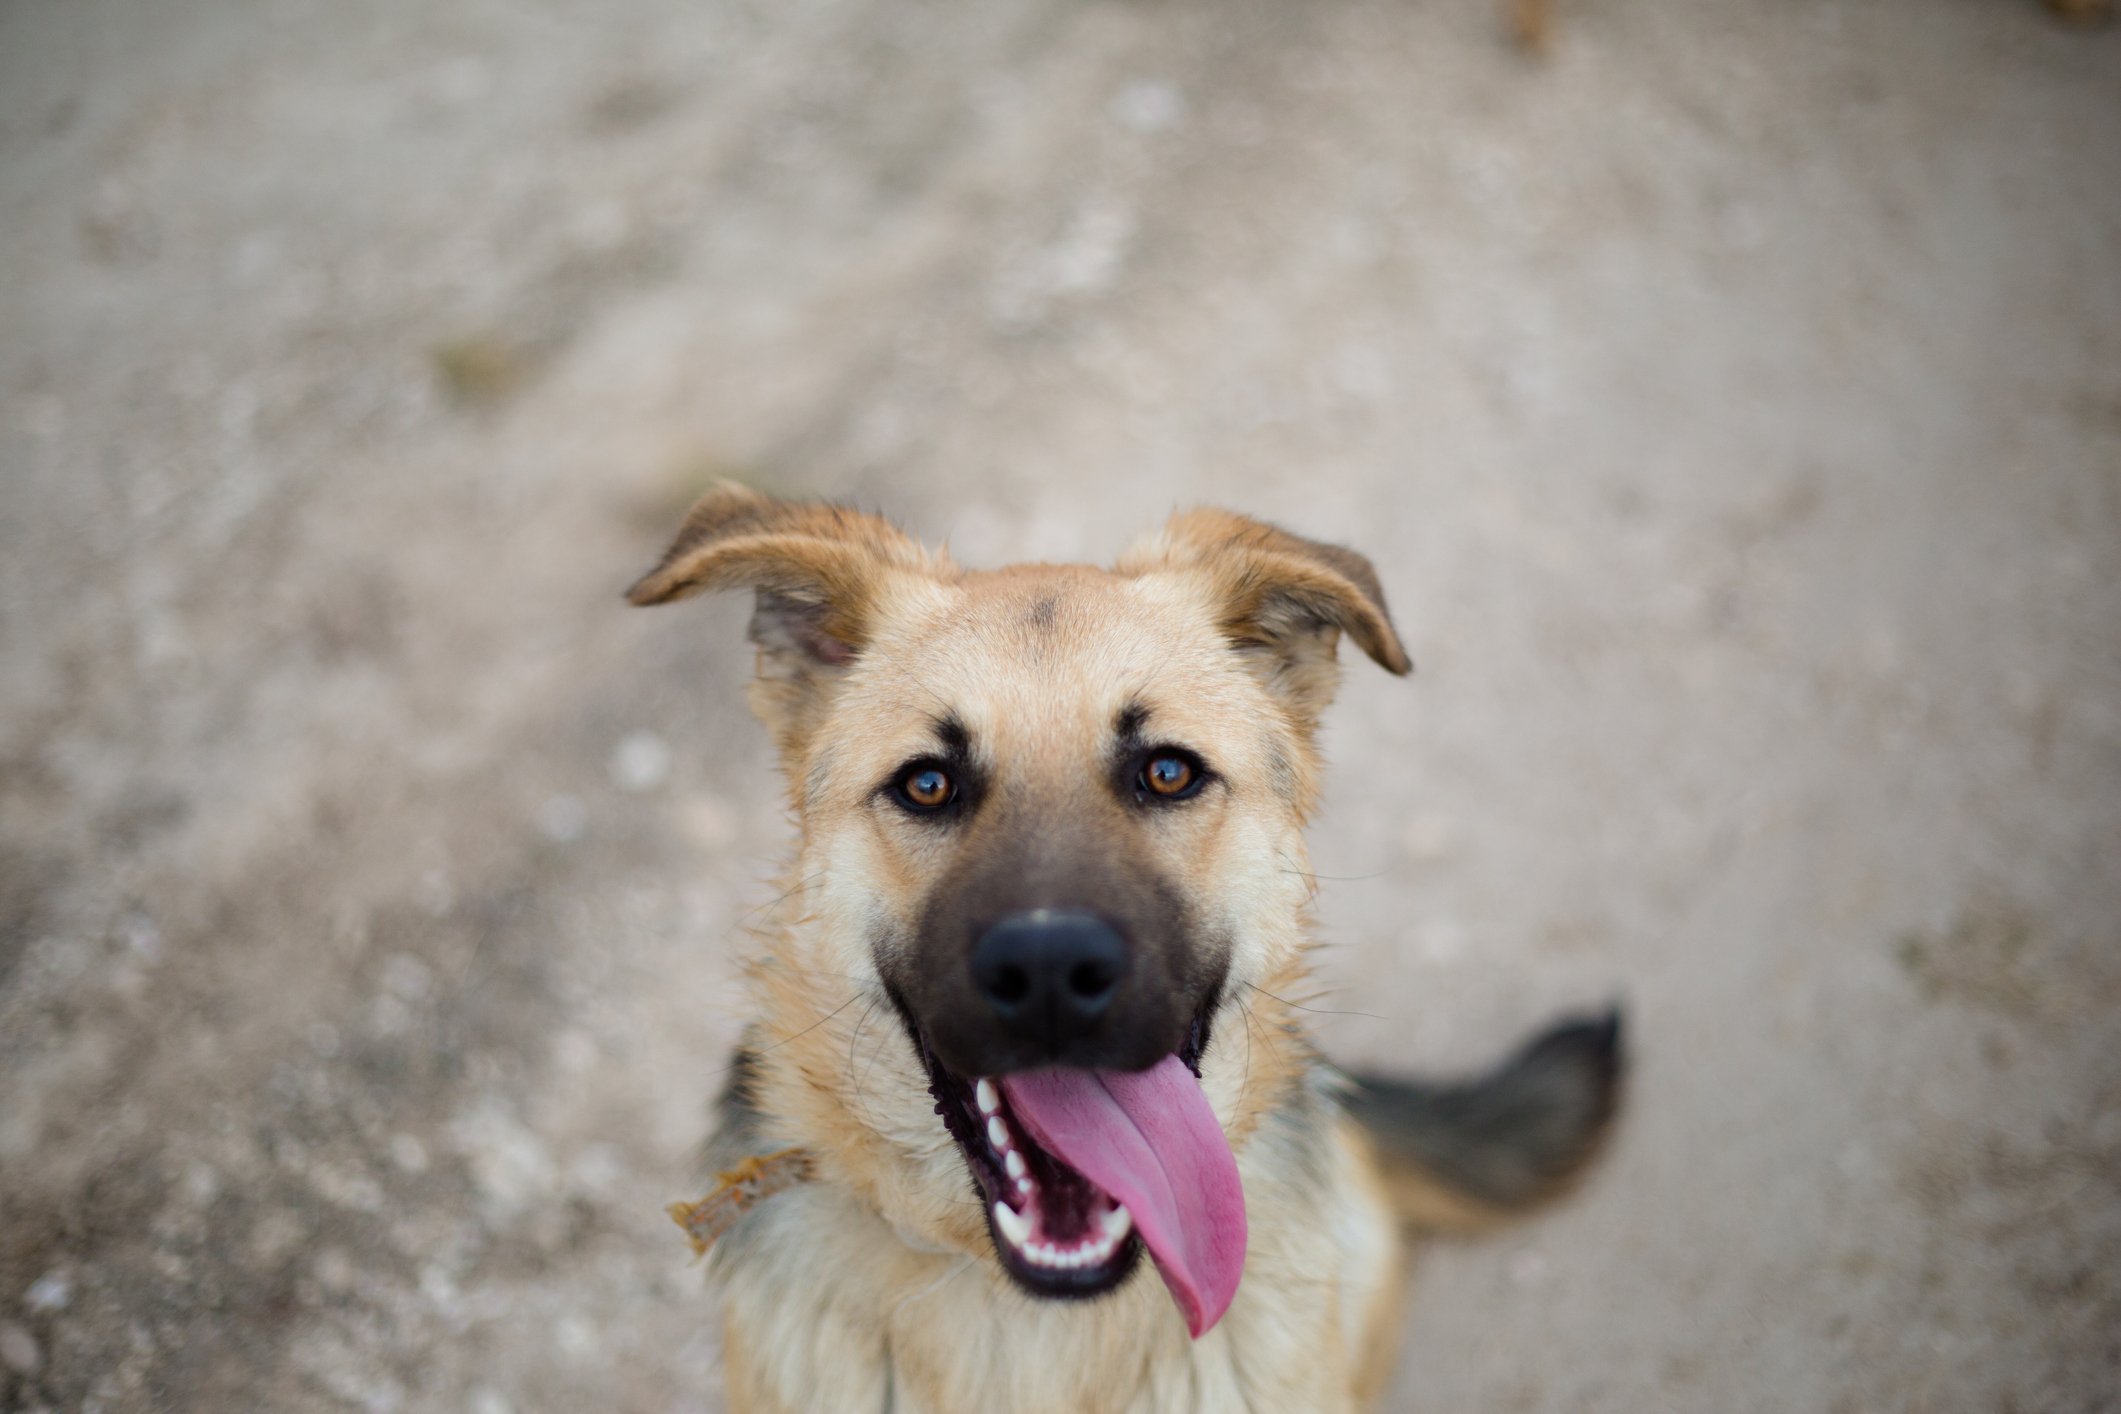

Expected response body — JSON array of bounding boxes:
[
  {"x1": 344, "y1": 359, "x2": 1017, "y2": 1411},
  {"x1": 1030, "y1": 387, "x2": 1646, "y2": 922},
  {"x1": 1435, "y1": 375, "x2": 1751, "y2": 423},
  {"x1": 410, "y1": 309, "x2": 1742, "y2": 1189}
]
[{"x1": 628, "y1": 485, "x2": 1622, "y2": 1412}]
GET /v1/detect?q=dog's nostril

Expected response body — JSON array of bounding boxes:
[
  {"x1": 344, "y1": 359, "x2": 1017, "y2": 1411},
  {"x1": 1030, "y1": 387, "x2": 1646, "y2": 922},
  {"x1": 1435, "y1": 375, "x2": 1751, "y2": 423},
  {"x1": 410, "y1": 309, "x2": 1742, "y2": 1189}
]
[
  {"x1": 991, "y1": 965, "x2": 1031, "y2": 1005},
  {"x1": 1068, "y1": 960, "x2": 1116, "y2": 1000}
]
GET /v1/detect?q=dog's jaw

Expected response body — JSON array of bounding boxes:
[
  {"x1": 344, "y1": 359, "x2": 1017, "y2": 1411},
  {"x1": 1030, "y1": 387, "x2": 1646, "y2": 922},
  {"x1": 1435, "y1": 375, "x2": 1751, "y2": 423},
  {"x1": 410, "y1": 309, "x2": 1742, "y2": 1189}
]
[
  {"x1": 978, "y1": 1080, "x2": 1140, "y2": 1271},
  {"x1": 915, "y1": 1027, "x2": 1150, "y2": 1300},
  {"x1": 907, "y1": 1002, "x2": 1228, "y2": 1310}
]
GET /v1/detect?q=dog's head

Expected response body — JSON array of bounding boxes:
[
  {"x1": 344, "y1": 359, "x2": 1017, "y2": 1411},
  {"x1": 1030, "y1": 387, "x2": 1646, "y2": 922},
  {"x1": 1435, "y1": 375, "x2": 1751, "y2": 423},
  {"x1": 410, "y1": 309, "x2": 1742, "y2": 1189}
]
[{"x1": 630, "y1": 486, "x2": 1408, "y2": 1335}]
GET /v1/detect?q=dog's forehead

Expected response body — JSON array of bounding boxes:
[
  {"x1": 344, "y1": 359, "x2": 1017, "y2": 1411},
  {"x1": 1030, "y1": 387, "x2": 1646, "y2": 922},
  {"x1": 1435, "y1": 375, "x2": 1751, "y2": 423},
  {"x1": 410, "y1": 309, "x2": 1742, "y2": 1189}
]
[{"x1": 854, "y1": 564, "x2": 1253, "y2": 747}]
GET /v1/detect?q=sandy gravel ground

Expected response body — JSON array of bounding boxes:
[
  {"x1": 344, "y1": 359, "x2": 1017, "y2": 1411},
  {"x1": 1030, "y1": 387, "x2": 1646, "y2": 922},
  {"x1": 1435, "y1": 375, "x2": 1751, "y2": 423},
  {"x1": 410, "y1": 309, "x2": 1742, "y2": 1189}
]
[{"x1": 3, "y1": 0, "x2": 2118, "y2": 1410}]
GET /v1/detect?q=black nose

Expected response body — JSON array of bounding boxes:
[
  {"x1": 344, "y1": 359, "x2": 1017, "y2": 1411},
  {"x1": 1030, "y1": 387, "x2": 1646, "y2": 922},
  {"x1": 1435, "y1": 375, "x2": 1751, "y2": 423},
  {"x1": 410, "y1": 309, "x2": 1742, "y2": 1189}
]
[{"x1": 971, "y1": 908, "x2": 1130, "y2": 1050}]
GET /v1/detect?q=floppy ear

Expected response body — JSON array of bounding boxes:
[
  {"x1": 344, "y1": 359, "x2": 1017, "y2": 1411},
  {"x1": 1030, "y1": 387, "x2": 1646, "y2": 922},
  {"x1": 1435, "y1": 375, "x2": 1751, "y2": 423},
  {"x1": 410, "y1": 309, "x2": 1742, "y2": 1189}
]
[
  {"x1": 1121, "y1": 507, "x2": 1411, "y2": 723},
  {"x1": 627, "y1": 482, "x2": 933, "y2": 751}
]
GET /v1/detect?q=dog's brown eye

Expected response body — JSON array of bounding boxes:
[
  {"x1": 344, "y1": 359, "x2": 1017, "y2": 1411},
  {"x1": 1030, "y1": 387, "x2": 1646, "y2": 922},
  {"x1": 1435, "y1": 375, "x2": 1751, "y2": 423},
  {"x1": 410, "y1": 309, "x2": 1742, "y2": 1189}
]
[
  {"x1": 1141, "y1": 753, "x2": 1198, "y2": 799},
  {"x1": 899, "y1": 765, "x2": 955, "y2": 810}
]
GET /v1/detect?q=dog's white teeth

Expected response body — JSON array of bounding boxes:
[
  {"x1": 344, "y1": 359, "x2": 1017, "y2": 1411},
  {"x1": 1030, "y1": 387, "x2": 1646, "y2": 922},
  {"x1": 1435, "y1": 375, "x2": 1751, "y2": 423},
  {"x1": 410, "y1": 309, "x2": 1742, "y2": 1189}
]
[
  {"x1": 986, "y1": 1115, "x2": 1011, "y2": 1152},
  {"x1": 1004, "y1": 1149, "x2": 1027, "y2": 1182},
  {"x1": 992, "y1": 1201, "x2": 1032, "y2": 1249},
  {"x1": 997, "y1": 1197, "x2": 1132, "y2": 1269},
  {"x1": 974, "y1": 1078, "x2": 1000, "y2": 1116}
]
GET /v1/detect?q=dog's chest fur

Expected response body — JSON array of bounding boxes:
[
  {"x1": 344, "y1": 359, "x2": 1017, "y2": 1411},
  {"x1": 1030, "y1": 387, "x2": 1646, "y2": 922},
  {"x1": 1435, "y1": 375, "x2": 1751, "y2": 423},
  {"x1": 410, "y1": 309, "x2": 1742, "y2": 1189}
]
[{"x1": 709, "y1": 1077, "x2": 1401, "y2": 1414}]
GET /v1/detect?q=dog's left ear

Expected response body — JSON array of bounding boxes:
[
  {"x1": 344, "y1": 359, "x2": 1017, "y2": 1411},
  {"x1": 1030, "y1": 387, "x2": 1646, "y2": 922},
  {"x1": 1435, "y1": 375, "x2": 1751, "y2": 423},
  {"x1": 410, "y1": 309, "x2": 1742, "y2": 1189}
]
[{"x1": 1122, "y1": 507, "x2": 1410, "y2": 721}]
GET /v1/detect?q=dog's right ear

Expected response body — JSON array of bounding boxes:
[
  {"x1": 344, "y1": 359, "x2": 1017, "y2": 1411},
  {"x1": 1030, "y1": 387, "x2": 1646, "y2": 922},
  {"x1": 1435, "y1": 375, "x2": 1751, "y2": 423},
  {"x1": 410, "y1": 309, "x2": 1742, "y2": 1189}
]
[{"x1": 627, "y1": 482, "x2": 932, "y2": 752}]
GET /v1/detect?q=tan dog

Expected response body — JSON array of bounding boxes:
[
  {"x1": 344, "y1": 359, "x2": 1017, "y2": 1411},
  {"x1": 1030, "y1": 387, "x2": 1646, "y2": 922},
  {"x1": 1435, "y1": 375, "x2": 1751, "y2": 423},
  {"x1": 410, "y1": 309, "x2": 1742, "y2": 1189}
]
[{"x1": 629, "y1": 487, "x2": 1622, "y2": 1413}]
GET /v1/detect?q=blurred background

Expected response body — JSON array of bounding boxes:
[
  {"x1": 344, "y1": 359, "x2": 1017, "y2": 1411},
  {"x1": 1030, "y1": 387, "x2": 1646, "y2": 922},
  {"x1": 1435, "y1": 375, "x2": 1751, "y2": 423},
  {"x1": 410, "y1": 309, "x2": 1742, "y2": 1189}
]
[{"x1": 3, "y1": 0, "x2": 2118, "y2": 1409}]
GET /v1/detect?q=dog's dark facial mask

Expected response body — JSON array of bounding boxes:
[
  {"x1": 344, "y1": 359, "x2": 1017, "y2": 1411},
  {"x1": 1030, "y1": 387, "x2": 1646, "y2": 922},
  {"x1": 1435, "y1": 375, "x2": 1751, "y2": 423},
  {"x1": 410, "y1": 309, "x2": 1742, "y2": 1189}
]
[
  {"x1": 627, "y1": 488, "x2": 1410, "y2": 1339},
  {"x1": 896, "y1": 765, "x2": 1224, "y2": 1077},
  {"x1": 876, "y1": 732, "x2": 1243, "y2": 1334}
]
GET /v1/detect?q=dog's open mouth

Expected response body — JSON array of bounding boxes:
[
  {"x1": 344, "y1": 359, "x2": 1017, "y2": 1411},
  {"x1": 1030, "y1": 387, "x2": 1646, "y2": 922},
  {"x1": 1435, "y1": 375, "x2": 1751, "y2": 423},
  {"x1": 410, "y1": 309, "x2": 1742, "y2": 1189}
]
[{"x1": 915, "y1": 1020, "x2": 1248, "y2": 1338}]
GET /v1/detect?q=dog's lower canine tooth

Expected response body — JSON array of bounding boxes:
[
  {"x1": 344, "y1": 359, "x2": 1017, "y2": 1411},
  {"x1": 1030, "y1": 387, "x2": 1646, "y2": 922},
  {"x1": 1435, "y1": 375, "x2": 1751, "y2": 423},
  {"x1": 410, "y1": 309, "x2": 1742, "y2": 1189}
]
[
  {"x1": 992, "y1": 1201, "x2": 1032, "y2": 1249},
  {"x1": 1100, "y1": 1205, "x2": 1133, "y2": 1242},
  {"x1": 974, "y1": 1078, "x2": 1000, "y2": 1115}
]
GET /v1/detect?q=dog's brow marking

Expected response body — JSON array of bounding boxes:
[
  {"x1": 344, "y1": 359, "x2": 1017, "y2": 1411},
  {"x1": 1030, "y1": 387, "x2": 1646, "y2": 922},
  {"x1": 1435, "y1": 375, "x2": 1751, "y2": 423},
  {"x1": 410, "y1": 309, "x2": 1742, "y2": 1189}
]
[
  {"x1": 931, "y1": 713, "x2": 970, "y2": 757},
  {"x1": 1115, "y1": 699, "x2": 1150, "y2": 741},
  {"x1": 1026, "y1": 594, "x2": 1059, "y2": 630}
]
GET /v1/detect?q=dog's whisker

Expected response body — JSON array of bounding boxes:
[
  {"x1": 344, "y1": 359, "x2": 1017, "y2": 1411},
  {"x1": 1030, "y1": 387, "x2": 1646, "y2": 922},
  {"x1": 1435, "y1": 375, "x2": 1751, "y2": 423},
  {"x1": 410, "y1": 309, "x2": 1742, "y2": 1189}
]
[
  {"x1": 734, "y1": 869, "x2": 826, "y2": 925},
  {"x1": 857, "y1": 1011, "x2": 902, "y2": 1097},
  {"x1": 757, "y1": 961, "x2": 878, "y2": 985},
  {"x1": 1243, "y1": 980, "x2": 1387, "y2": 1023},
  {"x1": 1275, "y1": 866, "x2": 1398, "y2": 883},
  {"x1": 751, "y1": 990, "x2": 867, "y2": 1057},
  {"x1": 845, "y1": 995, "x2": 885, "y2": 1121},
  {"x1": 1232, "y1": 992, "x2": 1259, "y2": 1119},
  {"x1": 1273, "y1": 845, "x2": 1399, "y2": 885}
]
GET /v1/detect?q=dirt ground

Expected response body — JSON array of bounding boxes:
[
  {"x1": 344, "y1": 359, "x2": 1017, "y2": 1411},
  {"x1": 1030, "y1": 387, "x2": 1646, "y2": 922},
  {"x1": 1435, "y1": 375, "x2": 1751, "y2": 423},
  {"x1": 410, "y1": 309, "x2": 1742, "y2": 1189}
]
[{"x1": 3, "y1": 0, "x2": 2118, "y2": 1409}]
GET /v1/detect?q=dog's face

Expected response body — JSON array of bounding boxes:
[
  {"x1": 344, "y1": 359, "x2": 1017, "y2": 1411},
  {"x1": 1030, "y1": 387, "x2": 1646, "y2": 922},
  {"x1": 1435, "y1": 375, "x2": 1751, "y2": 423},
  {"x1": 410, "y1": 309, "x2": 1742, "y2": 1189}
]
[
  {"x1": 800, "y1": 564, "x2": 1318, "y2": 1080},
  {"x1": 630, "y1": 488, "x2": 1408, "y2": 1334}
]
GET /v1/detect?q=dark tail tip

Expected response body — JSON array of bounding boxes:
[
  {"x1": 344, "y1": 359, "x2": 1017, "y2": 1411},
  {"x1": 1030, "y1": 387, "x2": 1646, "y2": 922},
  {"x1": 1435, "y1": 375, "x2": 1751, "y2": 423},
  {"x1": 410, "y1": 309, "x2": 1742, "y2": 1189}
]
[{"x1": 1345, "y1": 1006, "x2": 1626, "y2": 1222}]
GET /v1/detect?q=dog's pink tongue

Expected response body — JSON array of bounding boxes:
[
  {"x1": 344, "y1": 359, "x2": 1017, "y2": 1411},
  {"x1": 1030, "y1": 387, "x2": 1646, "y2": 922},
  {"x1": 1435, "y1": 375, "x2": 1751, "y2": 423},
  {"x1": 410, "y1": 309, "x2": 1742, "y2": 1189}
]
[{"x1": 1000, "y1": 1056, "x2": 1246, "y2": 1338}]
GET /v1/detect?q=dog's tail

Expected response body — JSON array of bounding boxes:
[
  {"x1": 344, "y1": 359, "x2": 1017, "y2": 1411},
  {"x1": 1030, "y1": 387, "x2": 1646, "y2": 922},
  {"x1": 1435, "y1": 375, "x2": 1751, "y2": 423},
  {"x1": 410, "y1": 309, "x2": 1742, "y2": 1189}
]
[{"x1": 1341, "y1": 1009, "x2": 1624, "y2": 1232}]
